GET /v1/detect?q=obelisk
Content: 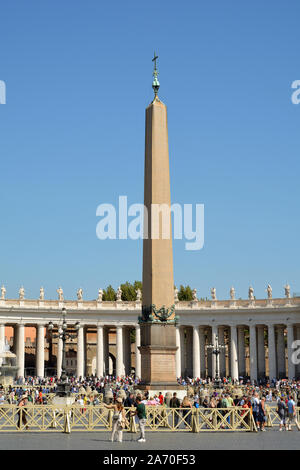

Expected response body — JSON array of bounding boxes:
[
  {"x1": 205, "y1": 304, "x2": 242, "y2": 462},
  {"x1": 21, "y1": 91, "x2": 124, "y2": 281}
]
[{"x1": 139, "y1": 53, "x2": 179, "y2": 390}]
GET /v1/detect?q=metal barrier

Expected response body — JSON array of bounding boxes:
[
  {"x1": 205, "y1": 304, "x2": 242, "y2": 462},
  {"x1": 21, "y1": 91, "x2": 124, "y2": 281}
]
[
  {"x1": 0, "y1": 405, "x2": 259, "y2": 433},
  {"x1": 265, "y1": 406, "x2": 300, "y2": 430}
]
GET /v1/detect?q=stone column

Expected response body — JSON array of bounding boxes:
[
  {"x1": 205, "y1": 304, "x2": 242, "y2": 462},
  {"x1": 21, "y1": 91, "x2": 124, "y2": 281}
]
[
  {"x1": 36, "y1": 324, "x2": 45, "y2": 378},
  {"x1": 96, "y1": 325, "x2": 104, "y2": 377},
  {"x1": 180, "y1": 327, "x2": 185, "y2": 377},
  {"x1": 296, "y1": 326, "x2": 300, "y2": 378},
  {"x1": 186, "y1": 328, "x2": 193, "y2": 377},
  {"x1": 267, "y1": 324, "x2": 276, "y2": 380},
  {"x1": 175, "y1": 325, "x2": 181, "y2": 379},
  {"x1": 135, "y1": 325, "x2": 141, "y2": 379},
  {"x1": 207, "y1": 328, "x2": 212, "y2": 377},
  {"x1": 199, "y1": 327, "x2": 206, "y2": 378},
  {"x1": 16, "y1": 324, "x2": 25, "y2": 379},
  {"x1": 0, "y1": 323, "x2": 5, "y2": 367},
  {"x1": 103, "y1": 327, "x2": 109, "y2": 375},
  {"x1": 193, "y1": 326, "x2": 200, "y2": 379},
  {"x1": 12, "y1": 325, "x2": 17, "y2": 354},
  {"x1": 211, "y1": 325, "x2": 218, "y2": 378},
  {"x1": 218, "y1": 326, "x2": 226, "y2": 378},
  {"x1": 237, "y1": 326, "x2": 246, "y2": 377},
  {"x1": 276, "y1": 326, "x2": 286, "y2": 378},
  {"x1": 249, "y1": 324, "x2": 258, "y2": 381},
  {"x1": 123, "y1": 327, "x2": 131, "y2": 375},
  {"x1": 257, "y1": 325, "x2": 265, "y2": 379},
  {"x1": 77, "y1": 325, "x2": 84, "y2": 378},
  {"x1": 230, "y1": 325, "x2": 239, "y2": 382},
  {"x1": 116, "y1": 325, "x2": 124, "y2": 377},
  {"x1": 287, "y1": 324, "x2": 295, "y2": 380},
  {"x1": 57, "y1": 335, "x2": 63, "y2": 379}
]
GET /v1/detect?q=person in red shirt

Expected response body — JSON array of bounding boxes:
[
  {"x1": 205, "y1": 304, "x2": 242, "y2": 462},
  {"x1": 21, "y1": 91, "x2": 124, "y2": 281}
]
[{"x1": 158, "y1": 392, "x2": 164, "y2": 405}]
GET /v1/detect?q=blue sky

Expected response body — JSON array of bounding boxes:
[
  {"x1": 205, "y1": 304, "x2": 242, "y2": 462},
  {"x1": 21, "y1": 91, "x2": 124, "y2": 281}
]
[{"x1": 0, "y1": 0, "x2": 299, "y2": 301}]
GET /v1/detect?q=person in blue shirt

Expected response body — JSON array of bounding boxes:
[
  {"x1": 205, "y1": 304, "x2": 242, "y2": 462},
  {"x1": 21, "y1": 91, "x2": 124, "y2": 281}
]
[{"x1": 287, "y1": 396, "x2": 296, "y2": 431}]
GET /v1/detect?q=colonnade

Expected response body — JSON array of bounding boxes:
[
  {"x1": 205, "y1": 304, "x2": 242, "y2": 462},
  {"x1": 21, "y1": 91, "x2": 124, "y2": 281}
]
[
  {"x1": 1, "y1": 321, "x2": 300, "y2": 381},
  {"x1": 176, "y1": 323, "x2": 300, "y2": 381}
]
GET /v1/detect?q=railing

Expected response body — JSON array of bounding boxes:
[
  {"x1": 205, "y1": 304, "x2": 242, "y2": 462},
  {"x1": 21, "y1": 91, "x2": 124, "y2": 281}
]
[
  {"x1": 0, "y1": 405, "x2": 258, "y2": 433},
  {"x1": 265, "y1": 406, "x2": 300, "y2": 430}
]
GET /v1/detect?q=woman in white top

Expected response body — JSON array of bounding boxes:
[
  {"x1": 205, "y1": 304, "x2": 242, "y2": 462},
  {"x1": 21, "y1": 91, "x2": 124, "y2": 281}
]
[{"x1": 104, "y1": 398, "x2": 127, "y2": 442}]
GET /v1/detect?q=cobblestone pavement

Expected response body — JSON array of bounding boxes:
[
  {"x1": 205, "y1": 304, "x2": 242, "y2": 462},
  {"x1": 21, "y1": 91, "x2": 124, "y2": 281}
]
[{"x1": 0, "y1": 429, "x2": 299, "y2": 451}]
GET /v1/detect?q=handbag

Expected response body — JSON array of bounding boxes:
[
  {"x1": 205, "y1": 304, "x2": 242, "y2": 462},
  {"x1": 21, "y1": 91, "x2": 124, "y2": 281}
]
[{"x1": 117, "y1": 412, "x2": 125, "y2": 429}]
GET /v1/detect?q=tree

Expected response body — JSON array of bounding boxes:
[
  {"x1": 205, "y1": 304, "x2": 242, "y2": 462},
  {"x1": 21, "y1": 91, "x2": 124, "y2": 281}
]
[
  {"x1": 177, "y1": 285, "x2": 193, "y2": 301},
  {"x1": 120, "y1": 281, "x2": 142, "y2": 301},
  {"x1": 103, "y1": 285, "x2": 116, "y2": 301}
]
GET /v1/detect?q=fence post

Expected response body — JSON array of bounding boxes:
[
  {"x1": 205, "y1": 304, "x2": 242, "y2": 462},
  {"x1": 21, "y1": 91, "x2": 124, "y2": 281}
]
[
  {"x1": 129, "y1": 415, "x2": 137, "y2": 433},
  {"x1": 212, "y1": 409, "x2": 217, "y2": 429},
  {"x1": 63, "y1": 407, "x2": 71, "y2": 434},
  {"x1": 108, "y1": 409, "x2": 113, "y2": 429},
  {"x1": 191, "y1": 410, "x2": 198, "y2": 433},
  {"x1": 249, "y1": 411, "x2": 257, "y2": 432},
  {"x1": 265, "y1": 407, "x2": 272, "y2": 427}
]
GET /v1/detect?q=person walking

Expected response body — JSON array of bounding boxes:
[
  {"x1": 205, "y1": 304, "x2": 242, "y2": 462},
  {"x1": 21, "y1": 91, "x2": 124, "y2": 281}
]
[
  {"x1": 104, "y1": 397, "x2": 127, "y2": 442},
  {"x1": 257, "y1": 396, "x2": 266, "y2": 431},
  {"x1": 131, "y1": 396, "x2": 147, "y2": 443},
  {"x1": 287, "y1": 395, "x2": 296, "y2": 431},
  {"x1": 277, "y1": 397, "x2": 287, "y2": 431},
  {"x1": 252, "y1": 392, "x2": 260, "y2": 428}
]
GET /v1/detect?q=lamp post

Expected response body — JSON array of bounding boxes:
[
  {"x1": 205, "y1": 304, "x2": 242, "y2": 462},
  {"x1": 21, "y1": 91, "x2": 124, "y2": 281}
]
[
  {"x1": 206, "y1": 334, "x2": 226, "y2": 388},
  {"x1": 47, "y1": 308, "x2": 80, "y2": 396}
]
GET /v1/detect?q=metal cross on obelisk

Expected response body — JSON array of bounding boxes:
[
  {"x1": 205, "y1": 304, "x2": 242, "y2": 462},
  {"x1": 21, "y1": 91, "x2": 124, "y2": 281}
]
[
  {"x1": 152, "y1": 51, "x2": 160, "y2": 97},
  {"x1": 206, "y1": 334, "x2": 227, "y2": 388}
]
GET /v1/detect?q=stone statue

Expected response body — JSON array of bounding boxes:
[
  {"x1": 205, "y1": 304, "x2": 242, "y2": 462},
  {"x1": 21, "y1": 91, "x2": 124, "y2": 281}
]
[
  {"x1": 136, "y1": 288, "x2": 142, "y2": 302},
  {"x1": 97, "y1": 288, "x2": 103, "y2": 302},
  {"x1": 19, "y1": 286, "x2": 25, "y2": 300},
  {"x1": 0, "y1": 285, "x2": 6, "y2": 300},
  {"x1": 116, "y1": 286, "x2": 122, "y2": 302},
  {"x1": 230, "y1": 286, "x2": 235, "y2": 300},
  {"x1": 248, "y1": 286, "x2": 254, "y2": 300},
  {"x1": 284, "y1": 284, "x2": 291, "y2": 299},
  {"x1": 77, "y1": 288, "x2": 83, "y2": 301},
  {"x1": 266, "y1": 284, "x2": 272, "y2": 300},
  {"x1": 57, "y1": 287, "x2": 64, "y2": 301},
  {"x1": 192, "y1": 288, "x2": 197, "y2": 301},
  {"x1": 211, "y1": 287, "x2": 216, "y2": 301},
  {"x1": 39, "y1": 287, "x2": 45, "y2": 301},
  {"x1": 174, "y1": 287, "x2": 179, "y2": 302}
]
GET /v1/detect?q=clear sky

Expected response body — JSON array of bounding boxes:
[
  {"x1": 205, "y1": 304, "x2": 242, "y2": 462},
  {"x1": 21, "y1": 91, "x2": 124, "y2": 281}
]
[{"x1": 0, "y1": 0, "x2": 299, "y2": 301}]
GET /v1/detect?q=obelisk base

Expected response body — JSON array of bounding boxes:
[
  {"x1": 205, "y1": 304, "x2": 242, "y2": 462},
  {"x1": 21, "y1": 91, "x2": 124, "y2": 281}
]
[
  {"x1": 138, "y1": 323, "x2": 183, "y2": 391},
  {"x1": 139, "y1": 345, "x2": 179, "y2": 386}
]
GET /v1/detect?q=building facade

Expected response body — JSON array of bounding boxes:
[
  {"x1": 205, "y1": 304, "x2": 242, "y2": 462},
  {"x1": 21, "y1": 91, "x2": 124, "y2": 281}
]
[{"x1": 0, "y1": 295, "x2": 300, "y2": 381}]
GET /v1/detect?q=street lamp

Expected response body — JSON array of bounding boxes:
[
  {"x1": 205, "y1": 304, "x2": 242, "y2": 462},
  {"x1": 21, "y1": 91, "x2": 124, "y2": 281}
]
[
  {"x1": 206, "y1": 334, "x2": 227, "y2": 388},
  {"x1": 47, "y1": 308, "x2": 80, "y2": 396}
]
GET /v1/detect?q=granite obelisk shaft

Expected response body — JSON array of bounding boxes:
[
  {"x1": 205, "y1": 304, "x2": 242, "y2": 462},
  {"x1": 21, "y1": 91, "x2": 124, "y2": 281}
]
[{"x1": 140, "y1": 94, "x2": 178, "y2": 388}]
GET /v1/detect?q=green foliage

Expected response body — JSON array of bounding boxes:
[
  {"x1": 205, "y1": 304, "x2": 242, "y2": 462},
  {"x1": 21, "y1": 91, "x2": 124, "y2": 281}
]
[
  {"x1": 103, "y1": 285, "x2": 116, "y2": 301},
  {"x1": 130, "y1": 328, "x2": 136, "y2": 344},
  {"x1": 120, "y1": 281, "x2": 142, "y2": 301},
  {"x1": 102, "y1": 281, "x2": 142, "y2": 301},
  {"x1": 177, "y1": 285, "x2": 193, "y2": 301}
]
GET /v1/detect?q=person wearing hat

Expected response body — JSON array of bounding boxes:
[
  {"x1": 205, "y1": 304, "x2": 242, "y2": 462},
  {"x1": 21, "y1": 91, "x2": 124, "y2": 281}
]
[
  {"x1": 103, "y1": 397, "x2": 128, "y2": 442},
  {"x1": 17, "y1": 394, "x2": 29, "y2": 430}
]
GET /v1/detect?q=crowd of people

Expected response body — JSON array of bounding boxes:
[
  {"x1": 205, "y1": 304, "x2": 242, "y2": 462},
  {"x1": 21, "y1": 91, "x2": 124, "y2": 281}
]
[{"x1": 0, "y1": 374, "x2": 299, "y2": 436}]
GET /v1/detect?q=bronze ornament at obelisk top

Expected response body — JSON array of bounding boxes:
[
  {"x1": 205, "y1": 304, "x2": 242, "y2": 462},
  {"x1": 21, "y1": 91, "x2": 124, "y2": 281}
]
[{"x1": 138, "y1": 54, "x2": 181, "y2": 390}]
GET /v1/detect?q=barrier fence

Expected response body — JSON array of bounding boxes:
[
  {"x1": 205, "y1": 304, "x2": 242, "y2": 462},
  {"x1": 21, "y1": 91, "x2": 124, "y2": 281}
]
[{"x1": 0, "y1": 404, "x2": 299, "y2": 433}]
